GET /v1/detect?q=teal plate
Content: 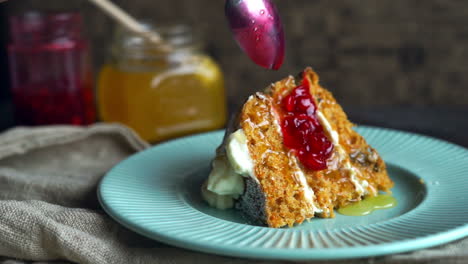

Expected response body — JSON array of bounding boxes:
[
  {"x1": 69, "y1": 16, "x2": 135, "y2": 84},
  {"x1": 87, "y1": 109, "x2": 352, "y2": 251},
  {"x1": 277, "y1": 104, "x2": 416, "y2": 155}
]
[{"x1": 98, "y1": 126, "x2": 468, "y2": 260}]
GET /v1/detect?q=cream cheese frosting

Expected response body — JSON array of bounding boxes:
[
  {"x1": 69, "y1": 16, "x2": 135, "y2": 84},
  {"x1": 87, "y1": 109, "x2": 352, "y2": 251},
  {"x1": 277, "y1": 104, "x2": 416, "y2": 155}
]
[
  {"x1": 202, "y1": 129, "x2": 255, "y2": 209},
  {"x1": 287, "y1": 151, "x2": 323, "y2": 214},
  {"x1": 317, "y1": 111, "x2": 370, "y2": 195},
  {"x1": 226, "y1": 129, "x2": 255, "y2": 178},
  {"x1": 206, "y1": 155, "x2": 244, "y2": 196}
]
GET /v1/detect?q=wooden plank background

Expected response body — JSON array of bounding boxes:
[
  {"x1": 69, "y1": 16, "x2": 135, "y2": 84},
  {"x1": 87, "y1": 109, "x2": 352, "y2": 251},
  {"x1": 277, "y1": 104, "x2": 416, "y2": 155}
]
[{"x1": 4, "y1": 0, "x2": 468, "y2": 106}]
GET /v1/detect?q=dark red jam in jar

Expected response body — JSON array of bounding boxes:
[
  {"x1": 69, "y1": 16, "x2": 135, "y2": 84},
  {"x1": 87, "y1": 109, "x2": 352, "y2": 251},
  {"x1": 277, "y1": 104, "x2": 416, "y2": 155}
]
[
  {"x1": 280, "y1": 76, "x2": 334, "y2": 170},
  {"x1": 7, "y1": 11, "x2": 95, "y2": 125}
]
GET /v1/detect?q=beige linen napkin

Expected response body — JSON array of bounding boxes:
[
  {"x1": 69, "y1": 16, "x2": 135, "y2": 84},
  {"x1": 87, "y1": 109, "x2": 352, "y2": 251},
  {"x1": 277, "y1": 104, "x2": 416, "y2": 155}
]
[{"x1": 0, "y1": 124, "x2": 466, "y2": 264}]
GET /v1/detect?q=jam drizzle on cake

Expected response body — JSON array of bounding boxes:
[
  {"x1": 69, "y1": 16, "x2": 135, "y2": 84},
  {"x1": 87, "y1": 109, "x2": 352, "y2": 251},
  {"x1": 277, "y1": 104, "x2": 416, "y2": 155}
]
[{"x1": 279, "y1": 76, "x2": 334, "y2": 171}]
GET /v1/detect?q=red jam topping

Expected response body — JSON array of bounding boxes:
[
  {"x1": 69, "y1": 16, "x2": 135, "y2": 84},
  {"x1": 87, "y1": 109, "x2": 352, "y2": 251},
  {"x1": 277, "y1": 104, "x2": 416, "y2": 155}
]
[{"x1": 280, "y1": 77, "x2": 333, "y2": 170}]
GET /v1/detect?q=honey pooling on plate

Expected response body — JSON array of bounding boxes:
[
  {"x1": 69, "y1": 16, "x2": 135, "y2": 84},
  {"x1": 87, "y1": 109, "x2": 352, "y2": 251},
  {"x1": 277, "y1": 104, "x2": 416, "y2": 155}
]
[{"x1": 338, "y1": 194, "x2": 397, "y2": 216}]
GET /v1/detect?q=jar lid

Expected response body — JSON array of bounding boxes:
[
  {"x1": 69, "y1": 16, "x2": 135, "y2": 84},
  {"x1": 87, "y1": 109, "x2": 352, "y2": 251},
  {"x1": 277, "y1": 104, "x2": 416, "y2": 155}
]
[{"x1": 111, "y1": 23, "x2": 202, "y2": 58}]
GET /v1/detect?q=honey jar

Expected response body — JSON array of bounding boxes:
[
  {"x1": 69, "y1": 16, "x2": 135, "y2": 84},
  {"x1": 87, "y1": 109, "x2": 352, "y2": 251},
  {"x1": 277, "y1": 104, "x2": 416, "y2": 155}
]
[{"x1": 98, "y1": 24, "x2": 227, "y2": 142}]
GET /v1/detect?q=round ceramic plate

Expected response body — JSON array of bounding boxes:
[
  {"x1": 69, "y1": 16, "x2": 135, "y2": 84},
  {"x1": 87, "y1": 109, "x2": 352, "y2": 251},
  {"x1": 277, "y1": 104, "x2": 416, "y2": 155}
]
[{"x1": 98, "y1": 126, "x2": 468, "y2": 260}]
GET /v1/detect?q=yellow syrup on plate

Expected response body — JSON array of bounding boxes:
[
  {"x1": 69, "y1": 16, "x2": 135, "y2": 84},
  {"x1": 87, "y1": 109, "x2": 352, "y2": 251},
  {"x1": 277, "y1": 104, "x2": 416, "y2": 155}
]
[{"x1": 338, "y1": 194, "x2": 397, "y2": 216}]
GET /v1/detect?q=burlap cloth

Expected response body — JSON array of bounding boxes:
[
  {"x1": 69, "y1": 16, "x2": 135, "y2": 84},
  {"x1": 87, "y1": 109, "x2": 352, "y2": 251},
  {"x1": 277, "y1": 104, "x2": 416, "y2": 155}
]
[{"x1": 0, "y1": 124, "x2": 466, "y2": 264}]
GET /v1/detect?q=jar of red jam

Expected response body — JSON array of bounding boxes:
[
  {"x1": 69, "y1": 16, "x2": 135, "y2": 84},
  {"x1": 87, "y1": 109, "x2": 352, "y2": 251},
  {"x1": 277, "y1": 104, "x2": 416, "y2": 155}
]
[{"x1": 7, "y1": 11, "x2": 95, "y2": 125}]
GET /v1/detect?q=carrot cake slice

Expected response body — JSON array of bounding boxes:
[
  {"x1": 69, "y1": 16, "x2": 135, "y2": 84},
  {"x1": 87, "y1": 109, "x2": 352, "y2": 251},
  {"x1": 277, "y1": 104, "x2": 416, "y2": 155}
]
[{"x1": 201, "y1": 68, "x2": 393, "y2": 228}]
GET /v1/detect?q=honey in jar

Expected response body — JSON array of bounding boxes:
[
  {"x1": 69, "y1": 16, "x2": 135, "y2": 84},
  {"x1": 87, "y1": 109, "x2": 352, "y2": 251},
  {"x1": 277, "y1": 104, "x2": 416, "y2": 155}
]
[{"x1": 98, "y1": 24, "x2": 227, "y2": 142}]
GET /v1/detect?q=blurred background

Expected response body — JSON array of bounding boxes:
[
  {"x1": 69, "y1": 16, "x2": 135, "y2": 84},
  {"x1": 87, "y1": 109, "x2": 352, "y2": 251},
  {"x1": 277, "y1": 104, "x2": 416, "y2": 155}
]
[{"x1": 0, "y1": 0, "x2": 467, "y2": 144}]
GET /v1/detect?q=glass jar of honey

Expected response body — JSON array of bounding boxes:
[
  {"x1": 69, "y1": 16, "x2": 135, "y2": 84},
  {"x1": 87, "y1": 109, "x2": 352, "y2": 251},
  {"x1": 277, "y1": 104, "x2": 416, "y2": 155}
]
[{"x1": 98, "y1": 24, "x2": 227, "y2": 142}]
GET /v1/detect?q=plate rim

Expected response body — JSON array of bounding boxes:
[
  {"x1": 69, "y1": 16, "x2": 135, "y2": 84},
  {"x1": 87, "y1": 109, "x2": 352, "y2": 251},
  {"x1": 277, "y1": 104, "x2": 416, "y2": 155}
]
[{"x1": 98, "y1": 125, "x2": 468, "y2": 260}]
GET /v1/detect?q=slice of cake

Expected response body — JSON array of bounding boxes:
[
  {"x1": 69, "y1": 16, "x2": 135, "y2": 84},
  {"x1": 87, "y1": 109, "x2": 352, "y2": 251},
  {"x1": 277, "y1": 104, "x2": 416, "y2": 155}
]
[{"x1": 202, "y1": 68, "x2": 393, "y2": 228}]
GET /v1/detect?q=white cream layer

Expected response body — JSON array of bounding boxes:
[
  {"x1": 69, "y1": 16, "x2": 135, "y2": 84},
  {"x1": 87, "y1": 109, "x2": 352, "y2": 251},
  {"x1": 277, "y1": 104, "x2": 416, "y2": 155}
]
[
  {"x1": 317, "y1": 111, "x2": 370, "y2": 195},
  {"x1": 226, "y1": 129, "x2": 255, "y2": 178},
  {"x1": 287, "y1": 152, "x2": 324, "y2": 214},
  {"x1": 202, "y1": 129, "x2": 255, "y2": 209}
]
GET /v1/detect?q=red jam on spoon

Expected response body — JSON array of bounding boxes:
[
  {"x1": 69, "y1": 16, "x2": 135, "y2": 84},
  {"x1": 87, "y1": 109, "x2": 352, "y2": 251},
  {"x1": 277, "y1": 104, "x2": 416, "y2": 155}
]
[{"x1": 280, "y1": 77, "x2": 333, "y2": 170}]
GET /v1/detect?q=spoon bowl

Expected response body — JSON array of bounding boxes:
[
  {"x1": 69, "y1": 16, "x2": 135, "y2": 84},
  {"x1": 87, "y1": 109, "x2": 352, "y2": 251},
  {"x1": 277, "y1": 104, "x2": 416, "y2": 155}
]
[{"x1": 225, "y1": 0, "x2": 285, "y2": 70}]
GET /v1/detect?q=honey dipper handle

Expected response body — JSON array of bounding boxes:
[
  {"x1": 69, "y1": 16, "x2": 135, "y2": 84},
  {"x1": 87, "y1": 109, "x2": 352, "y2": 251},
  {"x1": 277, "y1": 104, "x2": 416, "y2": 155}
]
[{"x1": 88, "y1": 0, "x2": 171, "y2": 50}]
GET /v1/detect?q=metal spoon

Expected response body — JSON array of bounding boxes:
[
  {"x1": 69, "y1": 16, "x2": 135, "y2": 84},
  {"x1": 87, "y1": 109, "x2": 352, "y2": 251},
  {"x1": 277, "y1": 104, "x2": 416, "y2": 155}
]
[{"x1": 225, "y1": 0, "x2": 285, "y2": 70}]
